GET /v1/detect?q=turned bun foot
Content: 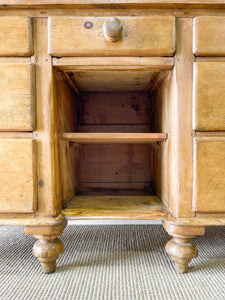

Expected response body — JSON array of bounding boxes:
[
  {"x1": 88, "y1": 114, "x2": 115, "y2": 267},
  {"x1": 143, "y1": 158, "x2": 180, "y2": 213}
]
[
  {"x1": 165, "y1": 237, "x2": 198, "y2": 273},
  {"x1": 163, "y1": 217, "x2": 205, "y2": 273},
  {"x1": 26, "y1": 215, "x2": 67, "y2": 273},
  {"x1": 33, "y1": 237, "x2": 64, "y2": 273}
]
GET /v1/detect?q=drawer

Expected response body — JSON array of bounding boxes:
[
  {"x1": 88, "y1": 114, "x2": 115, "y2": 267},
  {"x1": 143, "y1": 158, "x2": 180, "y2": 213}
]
[
  {"x1": 193, "y1": 62, "x2": 225, "y2": 131},
  {"x1": 0, "y1": 16, "x2": 33, "y2": 56},
  {"x1": 193, "y1": 16, "x2": 225, "y2": 56},
  {"x1": 193, "y1": 138, "x2": 225, "y2": 213},
  {"x1": 0, "y1": 63, "x2": 35, "y2": 131},
  {"x1": 0, "y1": 139, "x2": 36, "y2": 213},
  {"x1": 48, "y1": 16, "x2": 176, "y2": 57}
]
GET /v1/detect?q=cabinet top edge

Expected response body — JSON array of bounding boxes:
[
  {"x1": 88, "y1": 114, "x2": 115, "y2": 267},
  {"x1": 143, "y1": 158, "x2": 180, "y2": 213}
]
[{"x1": 2, "y1": 1, "x2": 225, "y2": 9}]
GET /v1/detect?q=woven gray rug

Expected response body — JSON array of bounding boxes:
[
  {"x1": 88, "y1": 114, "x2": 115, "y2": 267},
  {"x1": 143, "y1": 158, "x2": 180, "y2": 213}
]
[{"x1": 0, "y1": 225, "x2": 224, "y2": 300}]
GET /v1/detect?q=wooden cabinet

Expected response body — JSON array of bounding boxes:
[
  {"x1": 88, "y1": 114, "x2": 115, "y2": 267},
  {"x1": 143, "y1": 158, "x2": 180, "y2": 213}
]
[{"x1": 0, "y1": 0, "x2": 224, "y2": 276}]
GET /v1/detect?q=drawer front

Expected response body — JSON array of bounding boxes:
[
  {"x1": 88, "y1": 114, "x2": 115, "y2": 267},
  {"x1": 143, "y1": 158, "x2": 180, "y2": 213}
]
[
  {"x1": 193, "y1": 62, "x2": 225, "y2": 131},
  {"x1": 0, "y1": 63, "x2": 35, "y2": 131},
  {"x1": 194, "y1": 16, "x2": 225, "y2": 56},
  {"x1": 0, "y1": 139, "x2": 36, "y2": 213},
  {"x1": 49, "y1": 16, "x2": 176, "y2": 57},
  {"x1": 193, "y1": 138, "x2": 225, "y2": 213},
  {"x1": 0, "y1": 16, "x2": 33, "y2": 56}
]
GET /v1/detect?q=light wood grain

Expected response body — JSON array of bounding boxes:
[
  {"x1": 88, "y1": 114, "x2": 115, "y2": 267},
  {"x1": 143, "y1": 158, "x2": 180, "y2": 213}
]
[
  {"x1": 0, "y1": 139, "x2": 36, "y2": 213},
  {"x1": 32, "y1": 18, "x2": 61, "y2": 217},
  {"x1": 53, "y1": 57, "x2": 174, "y2": 70},
  {"x1": 62, "y1": 133, "x2": 167, "y2": 143},
  {"x1": 169, "y1": 18, "x2": 195, "y2": 217},
  {"x1": 194, "y1": 16, "x2": 225, "y2": 56},
  {"x1": 55, "y1": 70, "x2": 80, "y2": 207},
  {"x1": 151, "y1": 72, "x2": 171, "y2": 207},
  {"x1": 0, "y1": 16, "x2": 32, "y2": 56},
  {"x1": 62, "y1": 192, "x2": 167, "y2": 220},
  {"x1": 193, "y1": 138, "x2": 225, "y2": 213},
  {"x1": 69, "y1": 70, "x2": 155, "y2": 92},
  {"x1": 0, "y1": 63, "x2": 35, "y2": 131},
  {"x1": 195, "y1": 132, "x2": 225, "y2": 138},
  {"x1": 193, "y1": 62, "x2": 225, "y2": 131},
  {"x1": 0, "y1": 132, "x2": 33, "y2": 139},
  {"x1": 4, "y1": 1, "x2": 225, "y2": 9},
  {"x1": 163, "y1": 220, "x2": 205, "y2": 273},
  {"x1": 49, "y1": 16, "x2": 175, "y2": 56},
  {"x1": 164, "y1": 213, "x2": 225, "y2": 226}
]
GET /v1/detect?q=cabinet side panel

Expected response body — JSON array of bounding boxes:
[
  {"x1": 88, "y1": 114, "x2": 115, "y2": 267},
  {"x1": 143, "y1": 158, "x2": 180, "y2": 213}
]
[
  {"x1": 151, "y1": 74, "x2": 171, "y2": 207},
  {"x1": 55, "y1": 70, "x2": 80, "y2": 206}
]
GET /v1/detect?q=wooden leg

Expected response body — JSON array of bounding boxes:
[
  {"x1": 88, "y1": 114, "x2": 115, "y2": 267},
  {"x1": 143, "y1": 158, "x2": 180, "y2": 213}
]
[
  {"x1": 165, "y1": 235, "x2": 198, "y2": 273},
  {"x1": 26, "y1": 215, "x2": 67, "y2": 273},
  {"x1": 163, "y1": 218, "x2": 205, "y2": 273},
  {"x1": 32, "y1": 234, "x2": 64, "y2": 273}
]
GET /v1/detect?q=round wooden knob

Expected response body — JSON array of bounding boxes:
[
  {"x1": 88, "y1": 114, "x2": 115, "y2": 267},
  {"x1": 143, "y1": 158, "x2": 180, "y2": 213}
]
[{"x1": 103, "y1": 17, "x2": 123, "y2": 42}]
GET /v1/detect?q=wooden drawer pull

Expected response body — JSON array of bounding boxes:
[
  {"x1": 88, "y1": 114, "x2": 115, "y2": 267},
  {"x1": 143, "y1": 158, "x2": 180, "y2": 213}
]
[{"x1": 103, "y1": 17, "x2": 123, "y2": 42}]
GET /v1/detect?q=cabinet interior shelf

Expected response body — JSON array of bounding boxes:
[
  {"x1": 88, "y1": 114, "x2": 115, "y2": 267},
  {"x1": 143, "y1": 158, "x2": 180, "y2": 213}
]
[
  {"x1": 62, "y1": 190, "x2": 168, "y2": 220},
  {"x1": 62, "y1": 132, "x2": 167, "y2": 144}
]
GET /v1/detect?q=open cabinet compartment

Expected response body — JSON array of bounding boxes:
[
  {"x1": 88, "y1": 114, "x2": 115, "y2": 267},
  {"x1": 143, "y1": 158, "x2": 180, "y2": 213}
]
[{"x1": 54, "y1": 58, "x2": 174, "y2": 220}]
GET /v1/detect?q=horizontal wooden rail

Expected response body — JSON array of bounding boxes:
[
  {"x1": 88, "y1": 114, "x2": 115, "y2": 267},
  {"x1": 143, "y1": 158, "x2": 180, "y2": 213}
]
[{"x1": 61, "y1": 132, "x2": 167, "y2": 144}]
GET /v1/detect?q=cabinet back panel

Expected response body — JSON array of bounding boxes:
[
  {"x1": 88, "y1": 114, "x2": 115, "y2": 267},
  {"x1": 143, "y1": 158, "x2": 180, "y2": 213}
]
[
  {"x1": 78, "y1": 92, "x2": 151, "y2": 132},
  {"x1": 79, "y1": 144, "x2": 152, "y2": 190}
]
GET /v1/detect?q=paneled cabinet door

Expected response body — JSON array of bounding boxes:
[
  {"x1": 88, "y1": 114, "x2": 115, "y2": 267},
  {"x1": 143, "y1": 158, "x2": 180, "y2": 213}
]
[
  {"x1": 193, "y1": 62, "x2": 225, "y2": 131},
  {"x1": 0, "y1": 139, "x2": 36, "y2": 213},
  {"x1": 193, "y1": 138, "x2": 225, "y2": 213},
  {"x1": 0, "y1": 63, "x2": 35, "y2": 131}
]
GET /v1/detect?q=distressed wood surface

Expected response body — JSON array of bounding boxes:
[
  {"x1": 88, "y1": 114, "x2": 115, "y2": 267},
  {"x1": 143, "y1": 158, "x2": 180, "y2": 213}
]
[
  {"x1": 193, "y1": 138, "x2": 225, "y2": 213},
  {"x1": 32, "y1": 18, "x2": 61, "y2": 217},
  {"x1": 78, "y1": 92, "x2": 151, "y2": 125},
  {"x1": 49, "y1": 16, "x2": 175, "y2": 56},
  {"x1": 194, "y1": 62, "x2": 225, "y2": 131},
  {"x1": 164, "y1": 213, "x2": 225, "y2": 226},
  {"x1": 0, "y1": 16, "x2": 32, "y2": 56},
  {"x1": 69, "y1": 70, "x2": 156, "y2": 92},
  {"x1": 0, "y1": 139, "x2": 36, "y2": 213},
  {"x1": 151, "y1": 72, "x2": 171, "y2": 208},
  {"x1": 3, "y1": 1, "x2": 225, "y2": 9},
  {"x1": 163, "y1": 220, "x2": 205, "y2": 273},
  {"x1": 53, "y1": 57, "x2": 174, "y2": 70},
  {"x1": 79, "y1": 144, "x2": 152, "y2": 190},
  {"x1": 194, "y1": 16, "x2": 225, "y2": 56},
  {"x1": 62, "y1": 192, "x2": 167, "y2": 220},
  {"x1": 0, "y1": 63, "x2": 35, "y2": 131},
  {"x1": 55, "y1": 70, "x2": 79, "y2": 207},
  {"x1": 169, "y1": 18, "x2": 195, "y2": 217}
]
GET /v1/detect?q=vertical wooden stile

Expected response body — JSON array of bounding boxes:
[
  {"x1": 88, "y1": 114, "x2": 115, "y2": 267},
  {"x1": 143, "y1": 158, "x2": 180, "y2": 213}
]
[
  {"x1": 32, "y1": 18, "x2": 61, "y2": 217},
  {"x1": 169, "y1": 18, "x2": 195, "y2": 217}
]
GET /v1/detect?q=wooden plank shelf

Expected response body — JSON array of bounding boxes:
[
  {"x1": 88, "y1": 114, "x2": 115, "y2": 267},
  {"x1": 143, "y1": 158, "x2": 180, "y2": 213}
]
[
  {"x1": 62, "y1": 191, "x2": 168, "y2": 220},
  {"x1": 62, "y1": 132, "x2": 167, "y2": 144}
]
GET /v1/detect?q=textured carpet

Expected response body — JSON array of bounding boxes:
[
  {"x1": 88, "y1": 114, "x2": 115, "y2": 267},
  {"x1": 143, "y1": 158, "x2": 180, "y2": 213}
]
[{"x1": 0, "y1": 225, "x2": 224, "y2": 300}]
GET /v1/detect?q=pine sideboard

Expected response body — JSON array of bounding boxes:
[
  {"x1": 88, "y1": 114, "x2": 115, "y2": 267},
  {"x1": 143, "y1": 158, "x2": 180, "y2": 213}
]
[{"x1": 0, "y1": 0, "x2": 225, "y2": 274}]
